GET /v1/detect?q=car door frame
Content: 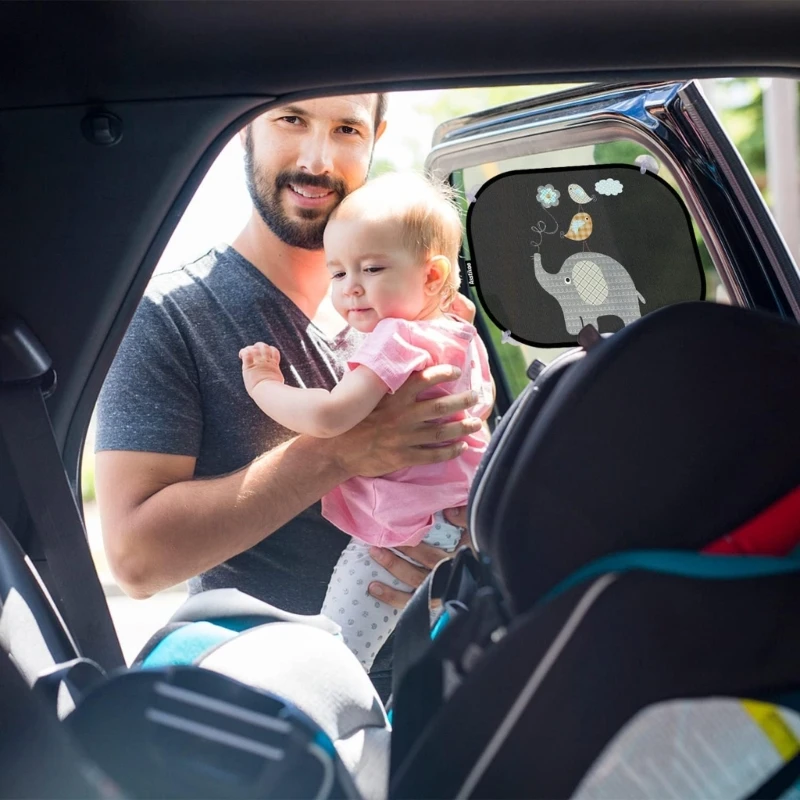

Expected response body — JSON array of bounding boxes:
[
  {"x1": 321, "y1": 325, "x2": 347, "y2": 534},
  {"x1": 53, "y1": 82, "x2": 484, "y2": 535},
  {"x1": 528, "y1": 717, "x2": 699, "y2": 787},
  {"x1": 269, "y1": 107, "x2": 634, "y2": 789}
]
[{"x1": 427, "y1": 80, "x2": 800, "y2": 329}]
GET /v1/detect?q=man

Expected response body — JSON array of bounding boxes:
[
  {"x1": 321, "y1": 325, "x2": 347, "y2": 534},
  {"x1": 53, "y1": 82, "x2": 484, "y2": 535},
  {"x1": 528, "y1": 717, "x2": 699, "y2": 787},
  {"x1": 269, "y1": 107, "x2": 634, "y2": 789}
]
[{"x1": 95, "y1": 93, "x2": 482, "y2": 700}]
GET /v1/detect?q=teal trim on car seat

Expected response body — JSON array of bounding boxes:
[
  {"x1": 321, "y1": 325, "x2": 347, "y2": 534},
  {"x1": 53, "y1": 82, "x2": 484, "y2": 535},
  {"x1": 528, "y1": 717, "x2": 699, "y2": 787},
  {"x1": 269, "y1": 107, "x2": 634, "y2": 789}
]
[
  {"x1": 544, "y1": 550, "x2": 800, "y2": 604},
  {"x1": 209, "y1": 616, "x2": 267, "y2": 633},
  {"x1": 313, "y1": 730, "x2": 336, "y2": 757},
  {"x1": 141, "y1": 622, "x2": 240, "y2": 668},
  {"x1": 431, "y1": 609, "x2": 451, "y2": 640}
]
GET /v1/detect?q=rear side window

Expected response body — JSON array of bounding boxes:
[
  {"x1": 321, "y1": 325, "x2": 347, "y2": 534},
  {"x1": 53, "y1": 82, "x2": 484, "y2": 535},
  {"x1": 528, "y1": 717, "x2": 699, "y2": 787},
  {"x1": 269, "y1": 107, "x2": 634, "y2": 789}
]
[
  {"x1": 466, "y1": 164, "x2": 704, "y2": 347},
  {"x1": 451, "y1": 147, "x2": 727, "y2": 396}
]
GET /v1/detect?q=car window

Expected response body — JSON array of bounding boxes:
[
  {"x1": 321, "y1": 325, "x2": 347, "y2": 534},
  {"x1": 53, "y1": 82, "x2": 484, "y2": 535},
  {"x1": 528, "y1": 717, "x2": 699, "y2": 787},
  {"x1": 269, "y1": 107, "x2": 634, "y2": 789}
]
[
  {"x1": 449, "y1": 144, "x2": 726, "y2": 396},
  {"x1": 82, "y1": 80, "x2": 799, "y2": 660}
]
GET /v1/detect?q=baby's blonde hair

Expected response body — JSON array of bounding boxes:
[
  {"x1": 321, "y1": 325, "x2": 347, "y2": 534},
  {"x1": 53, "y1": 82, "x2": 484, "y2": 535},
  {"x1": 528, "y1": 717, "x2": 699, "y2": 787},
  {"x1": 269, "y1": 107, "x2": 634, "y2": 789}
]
[{"x1": 330, "y1": 172, "x2": 464, "y2": 309}]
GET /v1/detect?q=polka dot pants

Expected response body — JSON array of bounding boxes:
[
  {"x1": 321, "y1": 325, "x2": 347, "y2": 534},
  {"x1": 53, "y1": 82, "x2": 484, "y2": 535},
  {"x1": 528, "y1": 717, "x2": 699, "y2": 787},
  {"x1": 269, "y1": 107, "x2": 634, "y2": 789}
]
[{"x1": 321, "y1": 511, "x2": 463, "y2": 671}]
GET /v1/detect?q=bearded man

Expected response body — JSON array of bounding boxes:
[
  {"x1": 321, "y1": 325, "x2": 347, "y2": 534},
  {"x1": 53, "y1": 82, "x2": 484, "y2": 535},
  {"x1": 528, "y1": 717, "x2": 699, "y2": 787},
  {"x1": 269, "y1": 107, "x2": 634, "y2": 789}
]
[{"x1": 94, "y1": 94, "x2": 480, "y2": 699}]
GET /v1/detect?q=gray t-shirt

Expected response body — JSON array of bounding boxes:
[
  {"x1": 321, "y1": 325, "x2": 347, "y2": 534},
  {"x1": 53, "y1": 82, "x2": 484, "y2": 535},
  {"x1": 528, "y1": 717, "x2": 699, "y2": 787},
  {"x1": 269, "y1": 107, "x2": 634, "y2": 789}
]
[{"x1": 96, "y1": 245, "x2": 393, "y2": 695}]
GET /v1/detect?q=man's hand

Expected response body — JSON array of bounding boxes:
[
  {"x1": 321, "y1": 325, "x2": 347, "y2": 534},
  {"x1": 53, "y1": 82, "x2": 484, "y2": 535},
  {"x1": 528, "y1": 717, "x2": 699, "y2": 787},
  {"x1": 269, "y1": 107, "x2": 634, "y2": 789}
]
[
  {"x1": 328, "y1": 365, "x2": 483, "y2": 480},
  {"x1": 450, "y1": 292, "x2": 476, "y2": 324},
  {"x1": 367, "y1": 523, "x2": 470, "y2": 608}
]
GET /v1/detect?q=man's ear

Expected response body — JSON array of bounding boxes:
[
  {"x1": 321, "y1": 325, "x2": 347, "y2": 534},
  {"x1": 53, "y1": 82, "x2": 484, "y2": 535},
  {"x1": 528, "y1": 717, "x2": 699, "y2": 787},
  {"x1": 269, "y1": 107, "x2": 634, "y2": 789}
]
[
  {"x1": 424, "y1": 256, "x2": 450, "y2": 296},
  {"x1": 374, "y1": 119, "x2": 387, "y2": 144}
]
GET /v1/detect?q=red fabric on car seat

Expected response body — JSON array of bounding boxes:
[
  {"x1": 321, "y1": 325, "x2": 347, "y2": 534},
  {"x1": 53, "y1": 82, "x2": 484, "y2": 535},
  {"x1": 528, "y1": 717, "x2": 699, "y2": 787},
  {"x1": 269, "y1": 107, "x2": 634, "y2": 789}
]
[{"x1": 703, "y1": 485, "x2": 800, "y2": 556}]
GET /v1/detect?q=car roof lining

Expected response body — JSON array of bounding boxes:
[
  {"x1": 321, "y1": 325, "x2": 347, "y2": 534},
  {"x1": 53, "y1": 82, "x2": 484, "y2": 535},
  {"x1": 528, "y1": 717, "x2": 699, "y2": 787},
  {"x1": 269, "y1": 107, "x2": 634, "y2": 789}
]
[{"x1": 4, "y1": 1, "x2": 800, "y2": 107}]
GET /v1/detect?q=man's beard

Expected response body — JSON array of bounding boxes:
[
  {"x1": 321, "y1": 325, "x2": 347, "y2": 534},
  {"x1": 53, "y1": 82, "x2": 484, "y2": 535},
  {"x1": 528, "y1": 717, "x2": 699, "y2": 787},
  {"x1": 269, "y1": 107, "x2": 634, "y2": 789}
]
[{"x1": 243, "y1": 139, "x2": 349, "y2": 251}]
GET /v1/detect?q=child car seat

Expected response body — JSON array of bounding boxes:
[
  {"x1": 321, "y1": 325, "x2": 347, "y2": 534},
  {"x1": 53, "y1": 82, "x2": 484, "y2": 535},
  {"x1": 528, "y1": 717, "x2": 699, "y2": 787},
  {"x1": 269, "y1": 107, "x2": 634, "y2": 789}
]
[
  {"x1": 389, "y1": 301, "x2": 800, "y2": 798},
  {"x1": 474, "y1": 301, "x2": 800, "y2": 613},
  {"x1": 72, "y1": 606, "x2": 391, "y2": 799}
]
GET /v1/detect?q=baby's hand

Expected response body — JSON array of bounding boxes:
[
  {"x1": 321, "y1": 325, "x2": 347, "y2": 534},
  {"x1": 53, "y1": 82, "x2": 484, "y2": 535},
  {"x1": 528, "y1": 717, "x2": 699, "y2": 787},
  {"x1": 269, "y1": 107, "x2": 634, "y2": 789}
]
[{"x1": 239, "y1": 342, "x2": 285, "y2": 394}]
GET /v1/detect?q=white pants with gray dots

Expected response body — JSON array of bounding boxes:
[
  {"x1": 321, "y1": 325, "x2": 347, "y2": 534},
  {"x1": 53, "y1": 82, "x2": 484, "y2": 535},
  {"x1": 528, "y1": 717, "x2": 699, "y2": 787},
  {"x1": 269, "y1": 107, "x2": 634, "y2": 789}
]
[{"x1": 321, "y1": 511, "x2": 463, "y2": 671}]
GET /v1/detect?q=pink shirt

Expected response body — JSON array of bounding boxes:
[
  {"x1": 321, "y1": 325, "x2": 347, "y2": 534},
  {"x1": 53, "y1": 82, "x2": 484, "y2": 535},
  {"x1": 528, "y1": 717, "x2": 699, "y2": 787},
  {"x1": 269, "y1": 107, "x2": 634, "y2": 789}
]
[{"x1": 321, "y1": 316, "x2": 493, "y2": 548}]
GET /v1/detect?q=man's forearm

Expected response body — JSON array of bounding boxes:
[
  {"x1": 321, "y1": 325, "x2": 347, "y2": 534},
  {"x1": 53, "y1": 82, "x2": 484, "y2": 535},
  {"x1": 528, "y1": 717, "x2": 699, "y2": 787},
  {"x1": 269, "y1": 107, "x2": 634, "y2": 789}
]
[{"x1": 113, "y1": 436, "x2": 349, "y2": 598}]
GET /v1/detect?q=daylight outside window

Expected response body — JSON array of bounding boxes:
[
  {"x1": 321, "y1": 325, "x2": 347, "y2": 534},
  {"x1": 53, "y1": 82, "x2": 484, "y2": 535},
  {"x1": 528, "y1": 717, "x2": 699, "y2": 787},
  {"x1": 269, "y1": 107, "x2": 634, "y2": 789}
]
[{"x1": 82, "y1": 78, "x2": 800, "y2": 663}]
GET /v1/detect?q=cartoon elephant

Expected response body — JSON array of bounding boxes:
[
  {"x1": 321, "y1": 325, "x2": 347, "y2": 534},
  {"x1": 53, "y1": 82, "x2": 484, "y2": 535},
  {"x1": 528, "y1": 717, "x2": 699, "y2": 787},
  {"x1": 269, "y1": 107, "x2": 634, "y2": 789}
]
[{"x1": 533, "y1": 251, "x2": 646, "y2": 335}]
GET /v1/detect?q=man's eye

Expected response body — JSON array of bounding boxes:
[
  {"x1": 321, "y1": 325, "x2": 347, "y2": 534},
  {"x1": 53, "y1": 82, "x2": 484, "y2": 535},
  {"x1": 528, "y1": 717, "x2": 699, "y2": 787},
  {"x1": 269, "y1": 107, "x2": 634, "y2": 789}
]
[
  {"x1": 338, "y1": 126, "x2": 360, "y2": 136},
  {"x1": 280, "y1": 116, "x2": 302, "y2": 125}
]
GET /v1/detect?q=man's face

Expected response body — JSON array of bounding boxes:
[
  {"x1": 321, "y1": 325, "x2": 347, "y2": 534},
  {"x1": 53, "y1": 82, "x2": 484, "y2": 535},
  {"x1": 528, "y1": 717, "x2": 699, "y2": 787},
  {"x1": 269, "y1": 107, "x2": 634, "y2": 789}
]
[{"x1": 243, "y1": 95, "x2": 385, "y2": 250}]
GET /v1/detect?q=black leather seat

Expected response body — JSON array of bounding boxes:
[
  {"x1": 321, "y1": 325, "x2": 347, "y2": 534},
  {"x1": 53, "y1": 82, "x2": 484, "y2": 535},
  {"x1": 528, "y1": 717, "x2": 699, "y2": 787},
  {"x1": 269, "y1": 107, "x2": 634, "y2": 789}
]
[{"x1": 474, "y1": 302, "x2": 800, "y2": 614}]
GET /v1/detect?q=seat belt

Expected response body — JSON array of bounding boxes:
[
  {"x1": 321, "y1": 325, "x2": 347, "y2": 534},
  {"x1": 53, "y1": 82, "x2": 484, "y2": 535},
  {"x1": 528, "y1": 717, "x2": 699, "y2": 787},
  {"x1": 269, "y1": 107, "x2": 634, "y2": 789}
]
[{"x1": 0, "y1": 316, "x2": 124, "y2": 670}]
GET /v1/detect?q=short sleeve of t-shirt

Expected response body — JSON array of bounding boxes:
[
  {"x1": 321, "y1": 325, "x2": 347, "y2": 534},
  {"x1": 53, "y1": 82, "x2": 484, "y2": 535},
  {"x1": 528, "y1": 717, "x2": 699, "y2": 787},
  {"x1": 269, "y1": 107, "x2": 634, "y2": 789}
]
[
  {"x1": 347, "y1": 318, "x2": 433, "y2": 394},
  {"x1": 96, "y1": 294, "x2": 202, "y2": 456}
]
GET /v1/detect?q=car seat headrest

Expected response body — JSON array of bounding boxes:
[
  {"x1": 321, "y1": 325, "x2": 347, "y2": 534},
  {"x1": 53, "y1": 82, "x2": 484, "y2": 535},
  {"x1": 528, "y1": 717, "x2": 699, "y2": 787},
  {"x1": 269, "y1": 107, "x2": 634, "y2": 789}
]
[{"x1": 471, "y1": 302, "x2": 800, "y2": 613}]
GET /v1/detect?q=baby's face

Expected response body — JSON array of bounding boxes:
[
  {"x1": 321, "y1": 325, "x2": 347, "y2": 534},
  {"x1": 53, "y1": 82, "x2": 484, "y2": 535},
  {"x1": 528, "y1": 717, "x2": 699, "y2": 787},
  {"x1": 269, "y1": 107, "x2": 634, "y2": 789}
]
[{"x1": 324, "y1": 216, "x2": 431, "y2": 332}]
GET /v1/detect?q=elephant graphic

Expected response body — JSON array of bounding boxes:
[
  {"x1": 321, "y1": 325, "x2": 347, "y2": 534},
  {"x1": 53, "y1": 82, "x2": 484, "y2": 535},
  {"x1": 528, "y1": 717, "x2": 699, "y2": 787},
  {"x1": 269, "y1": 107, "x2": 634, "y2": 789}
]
[{"x1": 533, "y1": 251, "x2": 646, "y2": 335}]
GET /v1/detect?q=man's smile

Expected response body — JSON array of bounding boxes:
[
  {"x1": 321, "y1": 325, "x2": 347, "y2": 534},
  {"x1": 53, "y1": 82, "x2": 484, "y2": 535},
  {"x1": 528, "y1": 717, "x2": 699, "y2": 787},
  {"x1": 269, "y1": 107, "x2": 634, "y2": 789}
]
[
  {"x1": 287, "y1": 183, "x2": 336, "y2": 208},
  {"x1": 289, "y1": 183, "x2": 333, "y2": 199}
]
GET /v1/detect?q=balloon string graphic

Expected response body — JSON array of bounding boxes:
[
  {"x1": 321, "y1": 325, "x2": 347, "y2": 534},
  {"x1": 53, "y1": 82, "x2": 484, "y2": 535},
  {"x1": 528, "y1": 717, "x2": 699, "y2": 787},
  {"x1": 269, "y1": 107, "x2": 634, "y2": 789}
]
[{"x1": 529, "y1": 210, "x2": 560, "y2": 250}]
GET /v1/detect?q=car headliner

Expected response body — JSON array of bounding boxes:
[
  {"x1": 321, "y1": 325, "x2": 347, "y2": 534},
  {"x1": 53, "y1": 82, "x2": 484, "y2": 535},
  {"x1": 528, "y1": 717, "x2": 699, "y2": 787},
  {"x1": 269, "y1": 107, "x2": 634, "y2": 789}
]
[{"x1": 1, "y1": 0, "x2": 798, "y2": 548}]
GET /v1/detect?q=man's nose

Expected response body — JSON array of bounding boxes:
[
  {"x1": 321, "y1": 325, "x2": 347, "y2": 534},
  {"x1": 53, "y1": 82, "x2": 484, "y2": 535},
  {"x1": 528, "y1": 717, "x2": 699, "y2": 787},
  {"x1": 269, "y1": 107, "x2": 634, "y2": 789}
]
[{"x1": 296, "y1": 129, "x2": 334, "y2": 175}]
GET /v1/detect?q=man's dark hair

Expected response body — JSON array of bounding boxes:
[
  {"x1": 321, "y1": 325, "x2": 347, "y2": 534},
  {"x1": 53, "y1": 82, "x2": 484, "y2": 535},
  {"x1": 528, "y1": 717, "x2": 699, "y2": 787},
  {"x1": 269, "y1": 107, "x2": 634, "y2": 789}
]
[{"x1": 375, "y1": 93, "x2": 388, "y2": 131}]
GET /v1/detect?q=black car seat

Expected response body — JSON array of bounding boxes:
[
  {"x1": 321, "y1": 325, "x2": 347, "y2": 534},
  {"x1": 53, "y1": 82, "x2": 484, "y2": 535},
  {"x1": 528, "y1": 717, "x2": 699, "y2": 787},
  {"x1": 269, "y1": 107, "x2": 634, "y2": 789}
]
[
  {"x1": 389, "y1": 301, "x2": 800, "y2": 798},
  {"x1": 475, "y1": 301, "x2": 800, "y2": 613}
]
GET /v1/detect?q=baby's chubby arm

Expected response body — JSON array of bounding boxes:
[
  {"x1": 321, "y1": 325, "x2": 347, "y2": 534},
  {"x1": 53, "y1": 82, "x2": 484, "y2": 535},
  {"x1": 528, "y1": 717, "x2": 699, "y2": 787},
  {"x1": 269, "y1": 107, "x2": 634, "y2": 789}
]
[{"x1": 240, "y1": 342, "x2": 389, "y2": 438}]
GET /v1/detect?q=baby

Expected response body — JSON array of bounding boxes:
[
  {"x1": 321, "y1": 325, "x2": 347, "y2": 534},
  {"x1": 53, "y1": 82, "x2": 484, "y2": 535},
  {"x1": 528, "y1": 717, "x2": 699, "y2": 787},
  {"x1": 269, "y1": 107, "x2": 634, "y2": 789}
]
[{"x1": 240, "y1": 172, "x2": 494, "y2": 670}]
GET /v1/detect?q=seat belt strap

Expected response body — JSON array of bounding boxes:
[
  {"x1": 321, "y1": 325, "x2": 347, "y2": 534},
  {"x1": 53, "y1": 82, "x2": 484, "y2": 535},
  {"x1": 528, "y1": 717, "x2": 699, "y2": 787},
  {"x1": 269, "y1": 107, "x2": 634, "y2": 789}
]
[{"x1": 0, "y1": 319, "x2": 124, "y2": 670}]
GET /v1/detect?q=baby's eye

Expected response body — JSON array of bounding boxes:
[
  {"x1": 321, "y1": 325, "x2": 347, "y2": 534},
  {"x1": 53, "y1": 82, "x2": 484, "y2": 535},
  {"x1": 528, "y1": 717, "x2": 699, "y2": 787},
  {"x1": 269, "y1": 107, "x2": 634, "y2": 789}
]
[
  {"x1": 331, "y1": 271, "x2": 345, "y2": 280},
  {"x1": 364, "y1": 266, "x2": 385, "y2": 274}
]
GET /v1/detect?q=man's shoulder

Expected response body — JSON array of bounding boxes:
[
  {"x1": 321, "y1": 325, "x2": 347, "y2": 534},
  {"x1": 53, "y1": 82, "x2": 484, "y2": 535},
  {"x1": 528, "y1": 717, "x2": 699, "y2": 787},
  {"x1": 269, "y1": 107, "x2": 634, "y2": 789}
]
[{"x1": 144, "y1": 247, "x2": 226, "y2": 306}]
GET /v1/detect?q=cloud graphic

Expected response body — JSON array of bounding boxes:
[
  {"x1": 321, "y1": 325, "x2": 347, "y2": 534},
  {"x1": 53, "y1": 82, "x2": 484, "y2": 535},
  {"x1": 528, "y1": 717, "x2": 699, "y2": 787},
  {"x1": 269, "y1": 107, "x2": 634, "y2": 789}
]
[{"x1": 595, "y1": 178, "x2": 624, "y2": 196}]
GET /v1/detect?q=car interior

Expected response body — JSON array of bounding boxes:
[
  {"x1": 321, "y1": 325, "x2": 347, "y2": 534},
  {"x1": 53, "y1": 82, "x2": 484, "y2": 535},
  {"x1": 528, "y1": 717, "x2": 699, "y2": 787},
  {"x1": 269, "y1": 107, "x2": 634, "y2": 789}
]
[{"x1": 2, "y1": 2, "x2": 800, "y2": 798}]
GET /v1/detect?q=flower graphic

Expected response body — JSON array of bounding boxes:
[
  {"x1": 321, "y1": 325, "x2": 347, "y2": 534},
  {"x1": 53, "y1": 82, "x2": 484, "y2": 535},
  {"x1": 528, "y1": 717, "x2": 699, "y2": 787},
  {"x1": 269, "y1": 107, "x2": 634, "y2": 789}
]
[{"x1": 536, "y1": 184, "x2": 561, "y2": 209}]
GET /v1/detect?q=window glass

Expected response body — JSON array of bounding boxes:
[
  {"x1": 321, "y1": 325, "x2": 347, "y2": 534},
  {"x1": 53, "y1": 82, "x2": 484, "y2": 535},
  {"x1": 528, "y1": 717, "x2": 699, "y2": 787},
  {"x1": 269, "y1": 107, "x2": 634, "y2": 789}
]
[
  {"x1": 82, "y1": 80, "x2": 799, "y2": 658},
  {"x1": 449, "y1": 141, "x2": 728, "y2": 395}
]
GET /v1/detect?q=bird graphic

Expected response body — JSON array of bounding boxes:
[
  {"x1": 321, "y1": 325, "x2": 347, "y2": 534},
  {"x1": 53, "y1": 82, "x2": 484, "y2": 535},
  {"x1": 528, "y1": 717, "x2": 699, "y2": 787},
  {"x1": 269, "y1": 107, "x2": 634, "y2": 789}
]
[
  {"x1": 568, "y1": 183, "x2": 595, "y2": 206},
  {"x1": 563, "y1": 212, "x2": 593, "y2": 242}
]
